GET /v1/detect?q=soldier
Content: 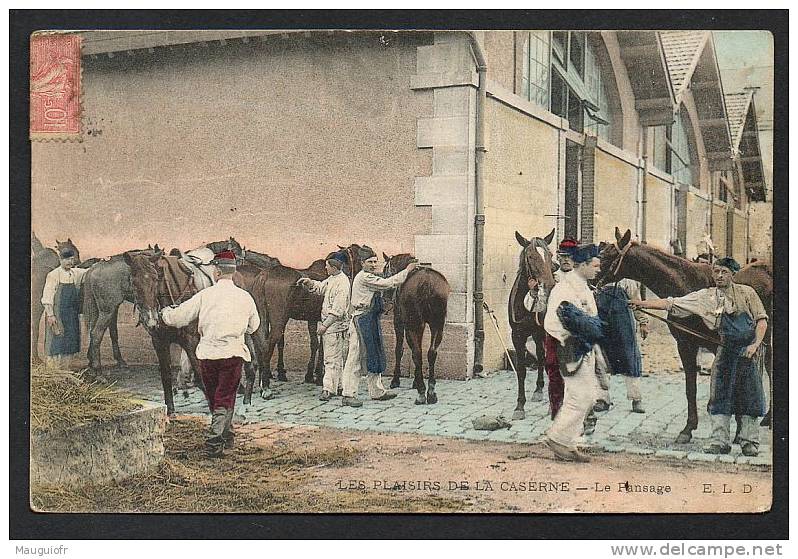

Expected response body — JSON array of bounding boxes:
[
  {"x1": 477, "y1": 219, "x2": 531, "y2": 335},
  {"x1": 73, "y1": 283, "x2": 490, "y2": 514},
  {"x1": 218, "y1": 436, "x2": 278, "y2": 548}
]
[
  {"x1": 297, "y1": 255, "x2": 351, "y2": 401},
  {"x1": 340, "y1": 246, "x2": 416, "y2": 407},
  {"x1": 41, "y1": 246, "x2": 87, "y2": 370},
  {"x1": 160, "y1": 250, "x2": 260, "y2": 457},
  {"x1": 630, "y1": 257, "x2": 768, "y2": 456}
]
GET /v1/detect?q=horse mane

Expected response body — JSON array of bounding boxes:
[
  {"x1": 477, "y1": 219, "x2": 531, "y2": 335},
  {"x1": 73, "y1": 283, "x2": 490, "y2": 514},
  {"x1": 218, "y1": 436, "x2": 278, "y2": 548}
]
[
  {"x1": 244, "y1": 250, "x2": 281, "y2": 269},
  {"x1": 620, "y1": 241, "x2": 714, "y2": 297}
]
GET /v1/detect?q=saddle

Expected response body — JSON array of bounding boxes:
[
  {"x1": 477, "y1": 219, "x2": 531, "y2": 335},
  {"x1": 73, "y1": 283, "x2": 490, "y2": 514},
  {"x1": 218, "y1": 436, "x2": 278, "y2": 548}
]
[{"x1": 179, "y1": 247, "x2": 216, "y2": 290}]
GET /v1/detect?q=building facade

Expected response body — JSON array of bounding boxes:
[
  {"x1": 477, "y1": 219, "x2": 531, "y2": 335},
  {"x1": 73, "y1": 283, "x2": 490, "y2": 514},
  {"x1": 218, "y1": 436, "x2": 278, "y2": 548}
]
[{"x1": 31, "y1": 30, "x2": 769, "y2": 377}]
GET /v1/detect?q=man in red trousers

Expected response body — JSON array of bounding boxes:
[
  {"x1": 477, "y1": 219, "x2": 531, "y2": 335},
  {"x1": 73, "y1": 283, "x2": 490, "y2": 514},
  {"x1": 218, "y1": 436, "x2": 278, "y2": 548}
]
[{"x1": 160, "y1": 250, "x2": 260, "y2": 457}]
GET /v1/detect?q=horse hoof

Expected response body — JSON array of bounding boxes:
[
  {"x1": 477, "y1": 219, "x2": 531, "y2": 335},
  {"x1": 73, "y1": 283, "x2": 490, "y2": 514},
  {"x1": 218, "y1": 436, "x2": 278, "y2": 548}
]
[
  {"x1": 531, "y1": 389, "x2": 544, "y2": 402},
  {"x1": 390, "y1": 378, "x2": 401, "y2": 389},
  {"x1": 760, "y1": 413, "x2": 771, "y2": 427},
  {"x1": 115, "y1": 360, "x2": 129, "y2": 369},
  {"x1": 261, "y1": 389, "x2": 275, "y2": 400},
  {"x1": 426, "y1": 392, "x2": 438, "y2": 405},
  {"x1": 512, "y1": 410, "x2": 525, "y2": 421},
  {"x1": 415, "y1": 394, "x2": 427, "y2": 405},
  {"x1": 243, "y1": 396, "x2": 251, "y2": 406},
  {"x1": 675, "y1": 431, "x2": 692, "y2": 444},
  {"x1": 277, "y1": 373, "x2": 288, "y2": 382}
]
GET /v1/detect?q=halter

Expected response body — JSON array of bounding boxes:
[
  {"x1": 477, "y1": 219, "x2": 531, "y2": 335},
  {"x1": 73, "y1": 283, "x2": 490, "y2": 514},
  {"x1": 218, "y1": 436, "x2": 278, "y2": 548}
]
[
  {"x1": 610, "y1": 241, "x2": 633, "y2": 279},
  {"x1": 158, "y1": 257, "x2": 197, "y2": 307}
]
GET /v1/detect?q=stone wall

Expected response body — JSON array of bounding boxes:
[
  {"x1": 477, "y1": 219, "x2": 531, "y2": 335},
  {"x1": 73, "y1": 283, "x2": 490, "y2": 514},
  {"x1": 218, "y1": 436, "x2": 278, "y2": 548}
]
[
  {"x1": 32, "y1": 32, "x2": 433, "y2": 268},
  {"x1": 30, "y1": 401, "x2": 166, "y2": 496}
]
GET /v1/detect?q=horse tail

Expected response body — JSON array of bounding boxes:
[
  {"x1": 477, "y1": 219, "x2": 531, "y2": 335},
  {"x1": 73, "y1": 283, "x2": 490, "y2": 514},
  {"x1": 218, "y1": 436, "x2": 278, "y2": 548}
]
[{"x1": 81, "y1": 269, "x2": 97, "y2": 327}]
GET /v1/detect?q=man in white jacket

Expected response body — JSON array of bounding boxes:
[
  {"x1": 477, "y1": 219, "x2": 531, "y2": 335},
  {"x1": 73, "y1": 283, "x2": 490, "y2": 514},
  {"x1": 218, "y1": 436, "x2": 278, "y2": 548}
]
[
  {"x1": 160, "y1": 250, "x2": 260, "y2": 457},
  {"x1": 297, "y1": 256, "x2": 352, "y2": 401},
  {"x1": 340, "y1": 246, "x2": 416, "y2": 407},
  {"x1": 543, "y1": 244, "x2": 602, "y2": 462}
]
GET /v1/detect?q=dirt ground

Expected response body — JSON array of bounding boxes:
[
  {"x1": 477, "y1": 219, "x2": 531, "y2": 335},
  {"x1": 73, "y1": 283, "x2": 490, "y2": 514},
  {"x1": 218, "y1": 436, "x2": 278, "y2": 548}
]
[{"x1": 32, "y1": 417, "x2": 772, "y2": 514}]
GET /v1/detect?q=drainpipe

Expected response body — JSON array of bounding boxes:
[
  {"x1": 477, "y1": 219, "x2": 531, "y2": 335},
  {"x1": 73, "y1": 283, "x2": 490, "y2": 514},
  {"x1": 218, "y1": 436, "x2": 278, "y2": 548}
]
[
  {"x1": 465, "y1": 31, "x2": 488, "y2": 376},
  {"x1": 640, "y1": 126, "x2": 649, "y2": 244}
]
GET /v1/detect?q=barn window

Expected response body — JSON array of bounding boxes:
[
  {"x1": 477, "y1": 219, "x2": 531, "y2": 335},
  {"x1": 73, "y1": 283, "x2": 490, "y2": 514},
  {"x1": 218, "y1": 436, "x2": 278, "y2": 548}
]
[
  {"x1": 670, "y1": 109, "x2": 697, "y2": 187},
  {"x1": 520, "y1": 31, "x2": 551, "y2": 110},
  {"x1": 650, "y1": 125, "x2": 672, "y2": 174}
]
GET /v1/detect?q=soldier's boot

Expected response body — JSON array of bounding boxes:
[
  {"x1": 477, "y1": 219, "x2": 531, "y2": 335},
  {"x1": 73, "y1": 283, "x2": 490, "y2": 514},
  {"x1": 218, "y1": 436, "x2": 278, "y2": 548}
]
[{"x1": 206, "y1": 408, "x2": 227, "y2": 458}]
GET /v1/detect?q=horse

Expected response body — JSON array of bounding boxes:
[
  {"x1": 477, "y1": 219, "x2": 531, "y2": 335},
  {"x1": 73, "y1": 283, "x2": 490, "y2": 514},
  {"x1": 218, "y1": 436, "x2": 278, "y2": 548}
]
[
  {"x1": 83, "y1": 239, "x2": 246, "y2": 373},
  {"x1": 507, "y1": 229, "x2": 557, "y2": 420},
  {"x1": 31, "y1": 234, "x2": 80, "y2": 364},
  {"x1": 248, "y1": 244, "x2": 361, "y2": 392},
  {"x1": 123, "y1": 251, "x2": 205, "y2": 416},
  {"x1": 382, "y1": 254, "x2": 450, "y2": 405},
  {"x1": 598, "y1": 227, "x2": 773, "y2": 443}
]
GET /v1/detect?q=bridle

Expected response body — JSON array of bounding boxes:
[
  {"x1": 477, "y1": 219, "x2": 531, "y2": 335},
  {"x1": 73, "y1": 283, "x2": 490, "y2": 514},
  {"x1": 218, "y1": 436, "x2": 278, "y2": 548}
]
[
  {"x1": 597, "y1": 241, "x2": 633, "y2": 287},
  {"x1": 133, "y1": 256, "x2": 197, "y2": 327}
]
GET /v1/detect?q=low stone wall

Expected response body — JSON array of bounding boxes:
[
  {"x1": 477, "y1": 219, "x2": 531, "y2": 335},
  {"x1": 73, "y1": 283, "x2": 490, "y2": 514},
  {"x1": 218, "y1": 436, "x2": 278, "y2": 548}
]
[{"x1": 30, "y1": 401, "x2": 167, "y2": 492}]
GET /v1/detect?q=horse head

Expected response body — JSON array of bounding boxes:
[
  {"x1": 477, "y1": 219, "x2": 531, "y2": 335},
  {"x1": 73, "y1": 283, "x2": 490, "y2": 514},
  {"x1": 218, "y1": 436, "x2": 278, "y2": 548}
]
[
  {"x1": 55, "y1": 237, "x2": 81, "y2": 264},
  {"x1": 123, "y1": 250, "x2": 164, "y2": 330},
  {"x1": 515, "y1": 228, "x2": 556, "y2": 292},
  {"x1": 330, "y1": 243, "x2": 363, "y2": 280},
  {"x1": 597, "y1": 227, "x2": 633, "y2": 287}
]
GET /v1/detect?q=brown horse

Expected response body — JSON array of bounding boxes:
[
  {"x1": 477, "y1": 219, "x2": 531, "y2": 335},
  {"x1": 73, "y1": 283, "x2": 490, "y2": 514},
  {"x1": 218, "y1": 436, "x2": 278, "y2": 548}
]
[
  {"x1": 31, "y1": 234, "x2": 81, "y2": 364},
  {"x1": 249, "y1": 244, "x2": 361, "y2": 392},
  {"x1": 507, "y1": 229, "x2": 557, "y2": 420},
  {"x1": 123, "y1": 251, "x2": 205, "y2": 416},
  {"x1": 598, "y1": 228, "x2": 773, "y2": 442},
  {"x1": 382, "y1": 254, "x2": 450, "y2": 405}
]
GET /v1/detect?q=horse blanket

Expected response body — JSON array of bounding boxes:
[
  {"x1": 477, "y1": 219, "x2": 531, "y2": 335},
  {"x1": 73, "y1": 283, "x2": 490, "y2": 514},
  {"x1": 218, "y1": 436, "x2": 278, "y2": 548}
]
[{"x1": 596, "y1": 285, "x2": 642, "y2": 378}]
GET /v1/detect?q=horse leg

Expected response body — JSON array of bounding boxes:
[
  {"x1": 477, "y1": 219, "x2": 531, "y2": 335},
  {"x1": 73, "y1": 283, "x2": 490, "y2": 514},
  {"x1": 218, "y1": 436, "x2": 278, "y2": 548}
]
[
  {"x1": 276, "y1": 335, "x2": 286, "y2": 378},
  {"x1": 153, "y1": 337, "x2": 176, "y2": 417},
  {"x1": 390, "y1": 312, "x2": 405, "y2": 389},
  {"x1": 426, "y1": 323, "x2": 444, "y2": 405},
  {"x1": 305, "y1": 321, "x2": 319, "y2": 384},
  {"x1": 675, "y1": 338, "x2": 700, "y2": 444},
  {"x1": 407, "y1": 326, "x2": 426, "y2": 405},
  {"x1": 511, "y1": 331, "x2": 528, "y2": 420},
  {"x1": 250, "y1": 321, "x2": 274, "y2": 400},
  {"x1": 314, "y1": 329, "x2": 325, "y2": 386},
  {"x1": 532, "y1": 330, "x2": 545, "y2": 401},
  {"x1": 265, "y1": 316, "x2": 288, "y2": 386},
  {"x1": 88, "y1": 310, "x2": 114, "y2": 372},
  {"x1": 31, "y1": 303, "x2": 44, "y2": 365},
  {"x1": 109, "y1": 305, "x2": 128, "y2": 369}
]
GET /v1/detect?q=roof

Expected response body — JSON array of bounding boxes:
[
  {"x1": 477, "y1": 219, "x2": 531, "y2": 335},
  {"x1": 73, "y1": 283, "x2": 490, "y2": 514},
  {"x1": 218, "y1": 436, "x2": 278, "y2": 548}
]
[
  {"x1": 724, "y1": 91, "x2": 754, "y2": 151},
  {"x1": 659, "y1": 31, "x2": 710, "y2": 101}
]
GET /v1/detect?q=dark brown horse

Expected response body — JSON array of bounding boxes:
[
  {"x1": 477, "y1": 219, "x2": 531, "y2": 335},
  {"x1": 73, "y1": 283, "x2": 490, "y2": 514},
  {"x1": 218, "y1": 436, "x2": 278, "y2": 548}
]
[
  {"x1": 598, "y1": 228, "x2": 773, "y2": 442},
  {"x1": 249, "y1": 244, "x2": 361, "y2": 391},
  {"x1": 123, "y1": 251, "x2": 206, "y2": 416},
  {"x1": 382, "y1": 254, "x2": 450, "y2": 405},
  {"x1": 507, "y1": 229, "x2": 557, "y2": 420},
  {"x1": 31, "y1": 234, "x2": 80, "y2": 364}
]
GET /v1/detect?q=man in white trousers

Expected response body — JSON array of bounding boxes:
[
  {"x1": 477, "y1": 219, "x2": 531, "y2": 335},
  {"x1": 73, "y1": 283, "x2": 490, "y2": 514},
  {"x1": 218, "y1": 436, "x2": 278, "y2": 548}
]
[
  {"x1": 340, "y1": 245, "x2": 416, "y2": 407},
  {"x1": 543, "y1": 244, "x2": 602, "y2": 462},
  {"x1": 297, "y1": 256, "x2": 351, "y2": 401}
]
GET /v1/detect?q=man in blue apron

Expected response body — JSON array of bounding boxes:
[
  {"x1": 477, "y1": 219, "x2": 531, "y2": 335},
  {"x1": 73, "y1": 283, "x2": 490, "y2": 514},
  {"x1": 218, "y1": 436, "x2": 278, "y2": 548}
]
[
  {"x1": 41, "y1": 247, "x2": 87, "y2": 370},
  {"x1": 594, "y1": 278, "x2": 649, "y2": 413},
  {"x1": 630, "y1": 257, "x2": 768, "y2": 456},
  {"x1": 340, "y1": 246, "x2": 416, "y2": 407}
]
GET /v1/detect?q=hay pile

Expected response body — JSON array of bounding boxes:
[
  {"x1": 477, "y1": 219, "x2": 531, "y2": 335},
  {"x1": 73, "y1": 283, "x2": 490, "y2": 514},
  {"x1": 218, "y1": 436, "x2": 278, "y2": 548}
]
[
  {"x1": 30, "y1": 366, "x2": 142, "y2": 433},
  {"x1": 31, "y1": 418, "x2": 468, "y2": 513}
]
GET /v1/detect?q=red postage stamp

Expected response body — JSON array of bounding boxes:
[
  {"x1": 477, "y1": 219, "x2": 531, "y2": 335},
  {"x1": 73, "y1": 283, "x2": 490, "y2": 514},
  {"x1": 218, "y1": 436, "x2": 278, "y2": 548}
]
[{"x1": 29, "y1": 33, "x2": 82, "y2": 140}]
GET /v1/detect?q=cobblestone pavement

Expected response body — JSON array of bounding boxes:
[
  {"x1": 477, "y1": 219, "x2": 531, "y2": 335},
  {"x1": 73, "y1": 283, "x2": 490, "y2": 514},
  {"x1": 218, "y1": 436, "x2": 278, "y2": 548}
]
[{"x1": 114, "y1": 365, "x2": 772, "y2": 467}]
